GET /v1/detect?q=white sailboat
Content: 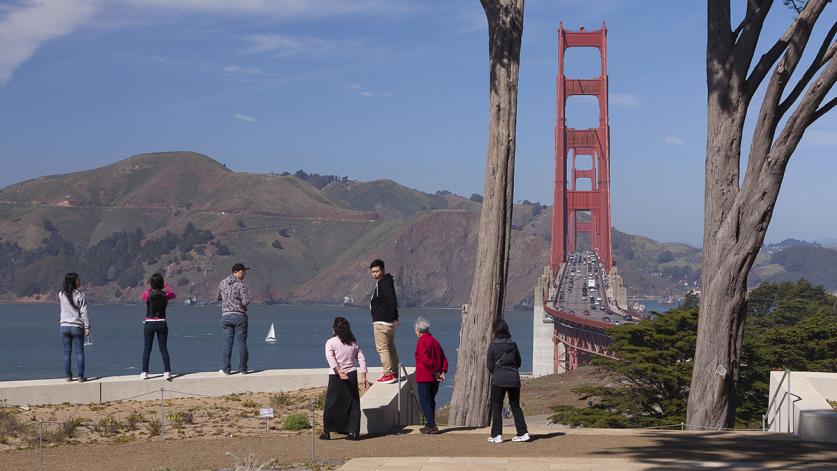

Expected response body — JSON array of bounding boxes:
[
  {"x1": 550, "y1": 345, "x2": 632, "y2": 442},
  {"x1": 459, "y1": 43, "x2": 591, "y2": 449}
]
[{"x1": 265, "y1": 323, "x2": 277, "y2": 343}]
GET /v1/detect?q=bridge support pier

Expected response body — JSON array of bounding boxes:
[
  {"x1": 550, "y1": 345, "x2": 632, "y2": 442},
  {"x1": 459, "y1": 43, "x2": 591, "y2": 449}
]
[{"x1": 532, "y1": 273, "x2": 557, "y2": 377}]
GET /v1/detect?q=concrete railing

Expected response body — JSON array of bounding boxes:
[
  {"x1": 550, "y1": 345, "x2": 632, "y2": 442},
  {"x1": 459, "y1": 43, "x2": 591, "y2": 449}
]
[{"x1": 766, "y1": 370, "x2": 837, "y2": 443}]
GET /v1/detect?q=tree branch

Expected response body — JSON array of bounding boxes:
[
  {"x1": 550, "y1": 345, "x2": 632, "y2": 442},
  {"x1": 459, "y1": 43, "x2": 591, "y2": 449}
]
[
  {"x1": 742, "y1": 0, "x2": 830, "y2": 184},
  {"x1": 778, "y1": 21, "x2": 837, "y2": 117},
  {"x1": 812, "y1": 96, "x2": 836, "y2": 122},
  {"x1": 734, "y1": 0, "x2": 774, "y2": 82},
  {"x1": 745, "y1": 0, "x2": 829, "y2": 97},
  {"x1": 771, "y1": 53, "x2": 836, "y2": 171}
]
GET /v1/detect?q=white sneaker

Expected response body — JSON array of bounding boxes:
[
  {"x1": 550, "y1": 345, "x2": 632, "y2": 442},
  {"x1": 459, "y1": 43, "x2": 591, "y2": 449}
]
[
  {"x1": 163, "y1": 372, "x2": 172, "y2": 381},
  {"x1": 512, "y1": 433, "x2": 530, "y2": 442},
  {"x1": 139, "y1": 372, "x2": 148, "y2": 380},
  {"x1": 219, "y1": 370, "x2": 230, "y2": 376},
  {"x1": 487, "y1": 435, "x2": 503, "y2": 443}
]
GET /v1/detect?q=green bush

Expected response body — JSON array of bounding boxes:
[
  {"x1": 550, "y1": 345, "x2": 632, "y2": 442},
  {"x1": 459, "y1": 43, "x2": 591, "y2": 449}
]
[{"x1": 282, "y1": 413, "x2": 310, "y2": 430}]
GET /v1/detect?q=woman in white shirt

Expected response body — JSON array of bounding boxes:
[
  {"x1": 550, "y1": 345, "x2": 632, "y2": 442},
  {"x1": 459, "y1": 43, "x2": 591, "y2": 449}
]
[
  {"x1": 320, "y1": 317, "x2": 367, "y2": 440},
  {"x1": 58, "y1": 273, "x2": 90, "y2": 382}
]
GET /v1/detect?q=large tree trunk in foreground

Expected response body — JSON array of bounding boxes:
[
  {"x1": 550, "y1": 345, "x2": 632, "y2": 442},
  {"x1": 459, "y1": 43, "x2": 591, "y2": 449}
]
[
  {"x1": 688, "y1": 0, "x2": 835, "y2": 428},
  {"x1": 449, "y1": 0, "x2": 525, "y2": 427}
]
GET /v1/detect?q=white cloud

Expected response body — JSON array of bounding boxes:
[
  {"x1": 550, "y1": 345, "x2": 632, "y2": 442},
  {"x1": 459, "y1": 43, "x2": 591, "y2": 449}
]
[
  {"x1": 118, "y1": 0, "x2": 410, "y2": 19},
  {"x1": 610, "y1": 93, "x2": 641, "y2": 109},
  {"x1": 361, "y1": 91, "x2": 374, "y2": 97},
  {"x1": 222, "y1": 64, "x2": 280, "y2": 78},
  {"x1": 242, "y1": 34, "x2": 359, "y2": 57},
  {"x1": 233, "y1": 113, "x2": 256, "y2": 122},
  {"x1": 802, "y1": 129, "x2": 837, "y2": 147},
  {"x1": 0, "y1": 0, "x2": 406, "y2": 85},
  {"x1": 0, "y1": 0, "x2": 98, "y2": 85},
  {"x1": 663, "y1": 135, "x2": 685, "y2": 146}
]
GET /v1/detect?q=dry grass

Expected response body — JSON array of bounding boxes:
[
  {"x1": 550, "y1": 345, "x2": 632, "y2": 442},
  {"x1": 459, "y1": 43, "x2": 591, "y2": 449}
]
[{"x1": 0, "y1": 388, "x2": 325, "y2": 450}]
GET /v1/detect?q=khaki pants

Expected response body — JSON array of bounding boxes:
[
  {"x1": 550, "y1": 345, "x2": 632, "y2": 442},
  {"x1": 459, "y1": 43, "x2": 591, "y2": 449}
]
[{"x1": 373, "y1": 323, "x2": 399, "y2": 376}]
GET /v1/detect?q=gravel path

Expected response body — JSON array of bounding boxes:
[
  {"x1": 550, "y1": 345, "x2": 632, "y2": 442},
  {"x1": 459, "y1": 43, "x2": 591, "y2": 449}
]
[{"x1": 1, "y1": 426, "x2": 834, "y2": 471}]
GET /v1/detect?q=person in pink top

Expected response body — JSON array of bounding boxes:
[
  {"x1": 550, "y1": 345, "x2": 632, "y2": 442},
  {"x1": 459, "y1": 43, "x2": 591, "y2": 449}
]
[{"x1": 320, "y1": 317, "x2": 367, "y2": 441}]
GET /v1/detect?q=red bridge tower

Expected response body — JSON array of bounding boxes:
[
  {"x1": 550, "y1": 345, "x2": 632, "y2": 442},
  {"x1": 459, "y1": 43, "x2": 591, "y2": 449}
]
[{"x1": 551, "y1": 23, "x2": 613, "y2": 271}]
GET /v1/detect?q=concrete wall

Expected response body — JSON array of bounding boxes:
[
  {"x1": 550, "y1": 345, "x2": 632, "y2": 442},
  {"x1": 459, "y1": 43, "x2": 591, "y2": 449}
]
[
  {"x1": 767, "y1": 371, "x2": 837, "y2": 444},
  {"x1": 0, "y1": 368, "x2": 355, "y2": 406},
  {"x1": 360, "y1": 368, "x2": 420, "y2": 435},
  {"x1": 532, "y1": 270, "x2": 557, "y2": 377}
]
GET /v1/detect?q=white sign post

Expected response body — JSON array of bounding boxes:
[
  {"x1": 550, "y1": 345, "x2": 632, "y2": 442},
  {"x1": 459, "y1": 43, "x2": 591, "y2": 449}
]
[{"x1": 259, "y1": 408, "x2": 274, "y2": 432}]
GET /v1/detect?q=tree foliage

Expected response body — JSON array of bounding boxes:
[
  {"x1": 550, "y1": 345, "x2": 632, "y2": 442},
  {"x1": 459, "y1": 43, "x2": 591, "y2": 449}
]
[{"x1": 551, "y1": 281, "x2": 837, "y2": 428}]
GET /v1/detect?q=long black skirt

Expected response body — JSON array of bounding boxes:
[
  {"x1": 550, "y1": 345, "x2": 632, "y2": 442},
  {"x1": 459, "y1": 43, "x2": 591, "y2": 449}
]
[{"x1": 323, "y1": 370, "x2": 360, "y2": 435}]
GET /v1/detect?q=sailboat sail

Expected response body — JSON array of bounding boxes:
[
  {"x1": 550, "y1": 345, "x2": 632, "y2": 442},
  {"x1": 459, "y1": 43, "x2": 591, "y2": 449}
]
[{"x1": 265, "y1": 323, "x2": 277, "y2": 343}]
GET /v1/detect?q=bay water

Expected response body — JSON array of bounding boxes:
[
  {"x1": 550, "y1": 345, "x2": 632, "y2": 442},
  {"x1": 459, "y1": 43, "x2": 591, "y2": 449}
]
[{"x1": 0, "y1": 303, "x2": 534, "y2": 405}]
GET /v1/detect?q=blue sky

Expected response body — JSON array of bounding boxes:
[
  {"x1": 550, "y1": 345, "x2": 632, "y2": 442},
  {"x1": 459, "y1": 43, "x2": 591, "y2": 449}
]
[{"x1": 0, "y1": 0, "x2": 835, "y2": 246}]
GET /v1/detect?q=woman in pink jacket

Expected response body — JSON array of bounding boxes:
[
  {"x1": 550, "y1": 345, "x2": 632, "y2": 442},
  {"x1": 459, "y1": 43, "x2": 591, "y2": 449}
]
[{"x1": 320, "y1": 317, "x2": 367, "y2": 440}]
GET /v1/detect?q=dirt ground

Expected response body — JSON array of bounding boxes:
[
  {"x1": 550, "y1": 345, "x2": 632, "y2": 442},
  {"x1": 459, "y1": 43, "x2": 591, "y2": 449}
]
[
  {"x1": 2, "y1": 428, "x2": 835, "y2": 471},
  {"x1": 435, "y1": 366, "x2": 611, "y2": 423},
  {"x1": 0, "y1": 388, "x2": 328, "y2": 451}
]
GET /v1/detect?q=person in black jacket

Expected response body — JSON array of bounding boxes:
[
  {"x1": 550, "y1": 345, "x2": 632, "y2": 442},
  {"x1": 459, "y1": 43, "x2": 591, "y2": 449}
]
[
  {"x1": 369, "y1": 259, "x2": 400, "y2": 384},
  {"x1": 486, "y1": 319, "x2": 529, "y2": 443}
]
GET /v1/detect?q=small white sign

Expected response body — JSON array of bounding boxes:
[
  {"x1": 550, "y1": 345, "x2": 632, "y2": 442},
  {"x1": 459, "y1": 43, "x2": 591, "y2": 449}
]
[{"x1": 259, "y1": 408, "x2": 275, "y2": 418}]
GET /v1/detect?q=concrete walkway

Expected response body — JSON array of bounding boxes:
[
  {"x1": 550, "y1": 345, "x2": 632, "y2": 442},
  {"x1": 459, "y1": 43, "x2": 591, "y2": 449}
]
[{"x1": 337, "y1": 456, "x2": 834, "y2": 470}]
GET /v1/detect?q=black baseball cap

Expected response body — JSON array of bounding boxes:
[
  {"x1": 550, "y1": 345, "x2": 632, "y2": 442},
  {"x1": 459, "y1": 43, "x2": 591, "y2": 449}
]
[{"x1": 231, "y1": 263, "x2": 251, "y2": 272}]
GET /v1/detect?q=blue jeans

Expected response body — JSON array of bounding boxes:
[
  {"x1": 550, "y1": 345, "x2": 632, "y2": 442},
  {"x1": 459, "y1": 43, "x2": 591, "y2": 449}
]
[
  {"x1": 60, "y1": 326, "x2": 85, "y2": 378},
  {"x1": 417, "y1": 381, "x2": 439, "y2": 428},
  {"x1": 142, "y1": 321, "x2": 171, "y2": 373},
  {"x1": 221, "y1": 314, "x2": 248, "y2": 373}
]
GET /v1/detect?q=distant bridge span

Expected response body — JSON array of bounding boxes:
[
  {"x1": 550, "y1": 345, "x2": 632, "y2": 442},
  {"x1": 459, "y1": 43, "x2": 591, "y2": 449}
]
[{"x1": 532, "y1": 22, "x2": 636, "y2": 377}]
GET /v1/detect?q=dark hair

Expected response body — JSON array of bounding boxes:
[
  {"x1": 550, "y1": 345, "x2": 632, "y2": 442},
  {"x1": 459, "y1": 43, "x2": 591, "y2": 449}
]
[
  {"x1": 370, "y1": 259, "x2": 385, "y2": 270},
  {"x1": 333, "y1": 317, "x2": 356, "y2": 346},
  {"x1": 149, "y1": 273, "x2": 165, "y2": 291},
  {"x1": 62, "y1": 273, "x2": 80, "y2": 310},
  {"x1": 493, "y1": 319, "x2": 511, "y2": 340}
]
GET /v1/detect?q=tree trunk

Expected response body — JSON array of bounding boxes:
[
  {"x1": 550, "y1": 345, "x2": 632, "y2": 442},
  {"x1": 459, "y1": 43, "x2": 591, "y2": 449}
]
[
  {"x1": 687, "y1": 0, "x2": 835, "y2": 428},
  {"x1": 448, "y1": 0, "x2": 525, "y2": 427}
]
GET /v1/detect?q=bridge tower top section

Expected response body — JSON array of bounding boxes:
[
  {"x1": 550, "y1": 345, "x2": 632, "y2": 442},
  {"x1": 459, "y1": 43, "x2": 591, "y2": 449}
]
[{"x1": 551, "y1": 22, "x2": 613, "y2": 271}]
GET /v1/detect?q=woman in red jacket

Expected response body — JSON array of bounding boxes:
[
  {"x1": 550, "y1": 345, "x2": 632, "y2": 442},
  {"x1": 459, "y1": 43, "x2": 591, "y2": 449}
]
[{"x1": 414, "y1": 317, "x2": 448, "y2": 434}]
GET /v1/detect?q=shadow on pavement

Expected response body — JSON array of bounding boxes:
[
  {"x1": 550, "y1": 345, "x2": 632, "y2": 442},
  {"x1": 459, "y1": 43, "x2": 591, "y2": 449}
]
[
  {"x1": 593, "y1": 432, "x2": 837, "y2": 470},
  {"x1": 527, "y1": 431, "x2": 565, "y2": 442}
]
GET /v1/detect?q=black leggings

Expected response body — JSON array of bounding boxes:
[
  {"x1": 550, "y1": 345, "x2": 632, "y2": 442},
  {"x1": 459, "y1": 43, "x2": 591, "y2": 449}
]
[
  {"x1": 142, "y1": 321, "x2": 171, "y2": 373},
  {"x1": 490, "y1": 384, "x2": 528, "y2": 437}
]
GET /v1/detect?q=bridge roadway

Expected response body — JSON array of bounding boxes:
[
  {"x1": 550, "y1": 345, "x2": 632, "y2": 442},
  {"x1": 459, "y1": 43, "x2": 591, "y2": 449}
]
[{"x1": 553, "y1": 250, "x2": 619, "y2": 324}]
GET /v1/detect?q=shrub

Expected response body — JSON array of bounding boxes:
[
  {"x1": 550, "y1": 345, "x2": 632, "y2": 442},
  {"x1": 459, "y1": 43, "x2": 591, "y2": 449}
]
[
  {"x1": 94, "y1": 415, "x2": 124, "y2": 436},
  {"x1": 0, "y1": 410, "x2": 27, "y2": 437},
  {"x1": 147, "y1": 419, "x2": 162, "y2": 437},
  {"x1": 282, "y1": 413, "x2": 310, "y2": 431},
  {"x1": 241, "y1": 399, "x2": 258, "y2": 409},
  {"x1": 125, "y1": 411, "x2": 145, "y2": 431},
  {"x1": 166, "y1": 409, "x2": 195, "y2": 428},
  {"x1": 58, "y1": 417, "x2": 84, "y2": 439},
  {"x1": 269, "y1": 392, "x2": 292, "y2": 409},
  {"x1": 315, "y1": 391, "x2": 327, "y2": 410}
]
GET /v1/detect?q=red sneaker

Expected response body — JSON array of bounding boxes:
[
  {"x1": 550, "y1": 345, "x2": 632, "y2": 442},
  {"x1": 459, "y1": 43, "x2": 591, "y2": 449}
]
[{"x1": 376, "y1": 373, "x2": 397, "y2": 384}]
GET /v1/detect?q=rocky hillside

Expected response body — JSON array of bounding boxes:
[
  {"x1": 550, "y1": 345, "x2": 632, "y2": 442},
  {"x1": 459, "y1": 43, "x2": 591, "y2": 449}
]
[
  {"x1": 4, "y1": 152, "x2": 827, "y2": 306},
  {"x1": 0, "y1": 152, "x2": 549, "y2": 306}
]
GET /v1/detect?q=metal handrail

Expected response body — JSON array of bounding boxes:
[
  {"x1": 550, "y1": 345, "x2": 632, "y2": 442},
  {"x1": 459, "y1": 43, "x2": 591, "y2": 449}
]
[{"x1": 763, "y1": 369, "x2": 793, "y2": 432}]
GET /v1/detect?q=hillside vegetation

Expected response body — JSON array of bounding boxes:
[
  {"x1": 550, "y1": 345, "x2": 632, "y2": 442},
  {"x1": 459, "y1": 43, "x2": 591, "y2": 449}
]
[{"x1": 1, "y1": 152, "x2": 832, "y2": 305}]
